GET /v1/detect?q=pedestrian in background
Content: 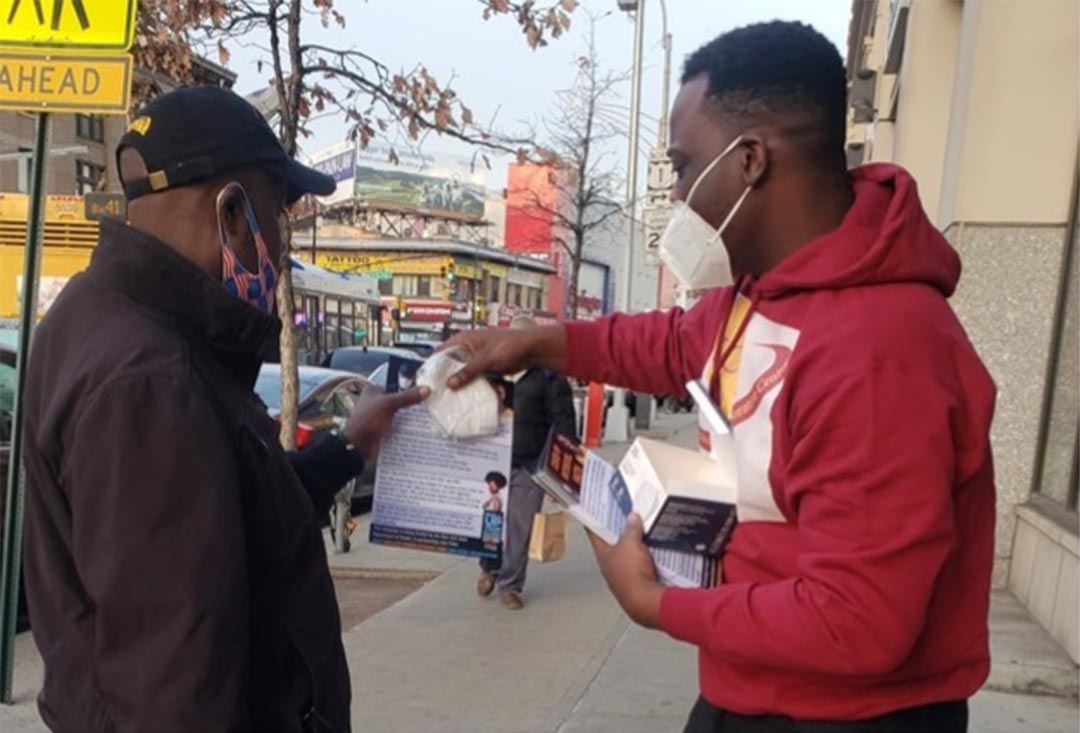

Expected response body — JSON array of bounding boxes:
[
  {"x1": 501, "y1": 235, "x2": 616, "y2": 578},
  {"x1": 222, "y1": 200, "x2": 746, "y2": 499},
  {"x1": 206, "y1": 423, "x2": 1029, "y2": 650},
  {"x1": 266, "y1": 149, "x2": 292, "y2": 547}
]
[{"x1": 477, "y1": 315, "x2": 578, "y2": 610}]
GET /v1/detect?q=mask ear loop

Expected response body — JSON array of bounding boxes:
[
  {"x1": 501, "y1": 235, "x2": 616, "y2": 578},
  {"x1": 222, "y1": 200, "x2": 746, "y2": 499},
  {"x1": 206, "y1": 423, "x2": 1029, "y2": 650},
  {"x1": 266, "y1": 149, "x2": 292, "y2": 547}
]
[
  {"x1": 686, "y1": 134, "x2": 744, "y2": 207},
  {"x1": 238, "y1": 191, "x2": 264, "y2": 238},
  {"x1": 214, "y1": 184, "x2": 236, "y2": 247},
  {"x1": 717, "y1": 185, "x2": 752, "y2": 235}
]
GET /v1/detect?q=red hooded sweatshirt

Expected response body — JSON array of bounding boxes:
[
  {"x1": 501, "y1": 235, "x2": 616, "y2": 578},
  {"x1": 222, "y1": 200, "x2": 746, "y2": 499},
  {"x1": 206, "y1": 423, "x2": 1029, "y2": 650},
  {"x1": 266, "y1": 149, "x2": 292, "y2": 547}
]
[{"x1": 564, "y1": 164, "x2": 996, "y2": 720}]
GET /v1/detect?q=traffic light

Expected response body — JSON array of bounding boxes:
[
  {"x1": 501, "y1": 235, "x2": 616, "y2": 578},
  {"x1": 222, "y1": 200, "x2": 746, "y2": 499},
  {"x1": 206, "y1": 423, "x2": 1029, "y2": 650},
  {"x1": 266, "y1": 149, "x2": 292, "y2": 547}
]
[{"x1": 439, "y1": 262, "x2": 457, "y2": 282}]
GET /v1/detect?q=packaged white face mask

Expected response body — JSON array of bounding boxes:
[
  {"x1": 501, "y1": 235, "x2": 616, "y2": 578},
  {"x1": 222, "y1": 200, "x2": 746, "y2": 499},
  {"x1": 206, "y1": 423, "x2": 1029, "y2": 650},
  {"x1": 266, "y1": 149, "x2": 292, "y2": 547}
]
[{"x1": 416, "y1": 349, "x2": 501, "y2": 439}]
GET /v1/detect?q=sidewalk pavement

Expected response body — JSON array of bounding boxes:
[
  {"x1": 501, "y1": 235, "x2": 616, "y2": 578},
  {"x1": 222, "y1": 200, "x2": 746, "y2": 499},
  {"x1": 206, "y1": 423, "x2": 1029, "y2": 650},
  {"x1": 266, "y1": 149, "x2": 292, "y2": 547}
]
[{"x1": 3, "y1": 413, "x2": 1078, "y2": 732}]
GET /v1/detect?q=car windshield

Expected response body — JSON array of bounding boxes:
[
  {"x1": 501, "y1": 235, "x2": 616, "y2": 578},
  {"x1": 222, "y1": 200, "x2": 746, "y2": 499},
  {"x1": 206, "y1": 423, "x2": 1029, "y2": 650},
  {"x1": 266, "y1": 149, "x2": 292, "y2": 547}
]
[
  {"x1": 253, "y1": 369, "x2": 327, "y2": 411},
  {"x1": 368, "y1": 363, "x2": 388, "y2": 389},
  {"x1": 395, "y1": 342, "x2": 436, "y2": 357},
  {"x1": 328, "y1": 349, "x2": 391, "y2": 377}
]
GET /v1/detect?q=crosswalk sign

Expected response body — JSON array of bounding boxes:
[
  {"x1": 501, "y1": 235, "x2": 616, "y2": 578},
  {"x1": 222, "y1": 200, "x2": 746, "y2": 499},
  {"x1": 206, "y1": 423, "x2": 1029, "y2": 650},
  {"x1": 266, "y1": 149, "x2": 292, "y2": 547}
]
[{"x1": 1, "y1": 0, "x2": 137, "y2": 51}]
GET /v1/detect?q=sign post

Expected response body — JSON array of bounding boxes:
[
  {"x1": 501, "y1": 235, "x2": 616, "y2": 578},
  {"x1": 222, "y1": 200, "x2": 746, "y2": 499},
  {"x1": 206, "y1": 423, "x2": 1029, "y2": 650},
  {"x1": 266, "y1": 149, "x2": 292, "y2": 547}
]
[
  {"x1": 643, "y1": 149, "x2": 673, "y2": 266},
  {"x1": 0, "y1": 0, "x2": 137, "y2": 703},
  {"x1": 0, "y1": 111, "x2": 50, "y2": 705}
]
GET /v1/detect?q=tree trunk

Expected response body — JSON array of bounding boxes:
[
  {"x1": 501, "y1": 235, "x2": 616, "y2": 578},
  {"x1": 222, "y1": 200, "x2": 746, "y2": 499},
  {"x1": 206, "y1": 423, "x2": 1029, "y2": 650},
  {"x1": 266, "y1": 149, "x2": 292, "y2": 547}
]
[
  {"x1": 276, "y1": 231, "x2": 299, "y2": 450},
  {"x1": 568, "y1": 231, "x2": 585, "y2": 321},
  {"x1": 274, "y1": 0, "x2": 304, "y2": 452}
]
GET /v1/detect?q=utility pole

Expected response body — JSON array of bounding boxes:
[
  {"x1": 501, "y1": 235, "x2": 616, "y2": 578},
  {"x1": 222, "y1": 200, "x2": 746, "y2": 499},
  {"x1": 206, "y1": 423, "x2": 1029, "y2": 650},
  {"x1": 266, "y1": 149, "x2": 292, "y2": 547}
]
[
  {"x1": 645, "y1": 0, "x2": 675, "y2": 295},
  {"x1": 607, "y1": 0, "x2": 647, "y2": 442}
]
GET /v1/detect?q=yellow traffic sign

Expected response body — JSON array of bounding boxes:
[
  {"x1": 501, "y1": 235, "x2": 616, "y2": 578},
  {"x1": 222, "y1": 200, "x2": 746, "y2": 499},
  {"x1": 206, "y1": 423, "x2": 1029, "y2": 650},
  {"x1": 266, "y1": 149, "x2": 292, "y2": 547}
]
[
  {"x1": 1, "y1": 0, "x2": 136, "y2": 51},
  {"x1": 0, "y1": 49, "x2": 131, "y2": 113}
]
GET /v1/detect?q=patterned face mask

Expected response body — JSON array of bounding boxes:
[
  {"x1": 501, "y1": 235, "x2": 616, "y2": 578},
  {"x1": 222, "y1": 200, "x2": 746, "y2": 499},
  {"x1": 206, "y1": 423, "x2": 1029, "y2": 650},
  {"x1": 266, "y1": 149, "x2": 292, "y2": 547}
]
[{"x1": 217, "y1": 185, "x2": 279, "y2": 314}]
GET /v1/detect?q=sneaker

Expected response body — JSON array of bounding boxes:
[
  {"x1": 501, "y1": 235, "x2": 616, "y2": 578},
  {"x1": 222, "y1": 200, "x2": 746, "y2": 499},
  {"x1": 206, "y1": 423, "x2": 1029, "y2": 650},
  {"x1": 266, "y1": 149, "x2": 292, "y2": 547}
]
[
  {"x1": 477, "y1": 573, "x2": 495, "y2": 597},
  {"x1": 500, "y1": 591, "x2": 524, "y2": 610}
]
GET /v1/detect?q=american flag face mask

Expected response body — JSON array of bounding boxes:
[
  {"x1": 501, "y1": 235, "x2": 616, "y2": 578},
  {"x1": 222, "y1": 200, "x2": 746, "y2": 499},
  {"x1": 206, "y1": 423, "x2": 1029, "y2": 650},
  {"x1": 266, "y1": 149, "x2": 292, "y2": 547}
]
[{"x1": 217, "y1": 185, "x2": 278, "y2": 314}]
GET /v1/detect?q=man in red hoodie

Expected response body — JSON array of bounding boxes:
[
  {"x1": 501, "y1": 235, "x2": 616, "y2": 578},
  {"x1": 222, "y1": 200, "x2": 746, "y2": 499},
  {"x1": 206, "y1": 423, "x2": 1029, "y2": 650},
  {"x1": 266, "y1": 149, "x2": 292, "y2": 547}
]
[{"x1": 447, "y1": 21, "x2": 996, "y2": 733}]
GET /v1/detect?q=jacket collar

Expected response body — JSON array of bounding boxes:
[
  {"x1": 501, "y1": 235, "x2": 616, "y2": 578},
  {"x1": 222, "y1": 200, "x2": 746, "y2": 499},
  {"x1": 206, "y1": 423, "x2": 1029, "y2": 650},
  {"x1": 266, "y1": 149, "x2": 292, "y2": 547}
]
[{"x1": 91, "y1": 219, "x2": 281, "y2": 369}]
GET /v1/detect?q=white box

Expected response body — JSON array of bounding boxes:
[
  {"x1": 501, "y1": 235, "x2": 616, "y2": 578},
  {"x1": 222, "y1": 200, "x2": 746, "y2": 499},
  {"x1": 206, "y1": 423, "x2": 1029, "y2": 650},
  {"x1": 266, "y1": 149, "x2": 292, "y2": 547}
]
[{"x1": 617, "y1": 437, "x2": 737, "y2": 554}]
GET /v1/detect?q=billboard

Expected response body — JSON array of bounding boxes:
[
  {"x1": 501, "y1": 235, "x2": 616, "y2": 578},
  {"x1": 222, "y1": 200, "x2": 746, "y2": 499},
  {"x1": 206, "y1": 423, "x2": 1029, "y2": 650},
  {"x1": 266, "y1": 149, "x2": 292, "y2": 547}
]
[
  {"x1": 307, "y1": 141, "x2": 356, "y2": 205},
  {"x1": 353, "y1": 141, "x2": 487, "y2": 218}
]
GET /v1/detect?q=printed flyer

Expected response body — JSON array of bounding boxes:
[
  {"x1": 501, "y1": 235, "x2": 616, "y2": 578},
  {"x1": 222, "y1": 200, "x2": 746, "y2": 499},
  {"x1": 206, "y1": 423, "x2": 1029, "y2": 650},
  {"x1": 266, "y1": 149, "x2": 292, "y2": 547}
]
[{"x1": 370, "y1": 362, "x2": 513, "y2": 560}]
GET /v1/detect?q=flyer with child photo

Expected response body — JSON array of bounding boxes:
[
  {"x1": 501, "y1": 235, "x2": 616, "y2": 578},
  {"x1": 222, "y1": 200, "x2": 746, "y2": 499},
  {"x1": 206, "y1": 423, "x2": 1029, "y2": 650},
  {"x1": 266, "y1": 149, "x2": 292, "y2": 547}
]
[{"x1": 370, "y1": 359, "x2": 514, "y2": 560}]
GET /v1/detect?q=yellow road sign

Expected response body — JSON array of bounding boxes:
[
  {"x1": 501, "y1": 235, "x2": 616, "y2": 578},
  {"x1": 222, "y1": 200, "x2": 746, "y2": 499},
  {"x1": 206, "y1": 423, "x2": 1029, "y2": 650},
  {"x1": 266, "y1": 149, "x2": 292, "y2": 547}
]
[
  {"x1": 1, "y1": 0, "x2": 136, "y2": 51},
  {"x1": 0, "y1": 49, "x2": 131, "y2": 113}
]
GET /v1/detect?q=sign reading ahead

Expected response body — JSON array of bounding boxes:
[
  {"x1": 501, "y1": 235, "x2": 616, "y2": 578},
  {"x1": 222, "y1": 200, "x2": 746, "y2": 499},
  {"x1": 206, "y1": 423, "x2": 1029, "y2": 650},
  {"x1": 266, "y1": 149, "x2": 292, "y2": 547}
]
[
  {"x1": 0, "y1": 49, "x2": 132, "y2": 113},
  {"x1": 2, "y1": 0, "x2": 137, "y2": 50}
]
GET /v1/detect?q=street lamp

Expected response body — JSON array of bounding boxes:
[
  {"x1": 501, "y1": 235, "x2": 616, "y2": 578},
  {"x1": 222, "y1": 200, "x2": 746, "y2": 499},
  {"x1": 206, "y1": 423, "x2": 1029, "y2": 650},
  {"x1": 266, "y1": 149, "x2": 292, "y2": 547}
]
[
  {"x1": 656, "y1": 0, "x2": 671, "y2": 150},
  {"x1": 605, "y1": 0, "x2": 647, "y2": 442}
]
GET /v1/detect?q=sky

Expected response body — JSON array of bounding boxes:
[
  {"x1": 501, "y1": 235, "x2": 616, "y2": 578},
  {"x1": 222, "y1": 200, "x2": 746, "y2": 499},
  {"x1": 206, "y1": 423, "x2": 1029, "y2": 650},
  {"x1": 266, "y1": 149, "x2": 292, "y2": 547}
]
[{"x1": 225, "y1": 0, "x2": 851, "y2": 191}]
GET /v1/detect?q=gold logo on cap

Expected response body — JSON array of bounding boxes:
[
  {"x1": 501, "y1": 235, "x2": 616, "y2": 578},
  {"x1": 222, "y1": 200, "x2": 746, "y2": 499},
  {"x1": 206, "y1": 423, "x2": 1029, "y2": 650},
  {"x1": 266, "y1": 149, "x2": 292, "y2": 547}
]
[{"x1": 128, "y1": 116, "x2": 152, "y2": 136}]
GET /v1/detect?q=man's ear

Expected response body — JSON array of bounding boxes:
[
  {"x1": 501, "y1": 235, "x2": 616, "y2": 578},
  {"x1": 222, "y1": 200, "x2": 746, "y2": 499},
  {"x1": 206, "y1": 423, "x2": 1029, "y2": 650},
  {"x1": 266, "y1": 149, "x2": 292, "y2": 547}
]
[
  {"x1": 738, "y1": 133, "x2": 769, "y2": 188},
  {"x1": 215, "y1": 182, "x2": 256, "y2": 268}
]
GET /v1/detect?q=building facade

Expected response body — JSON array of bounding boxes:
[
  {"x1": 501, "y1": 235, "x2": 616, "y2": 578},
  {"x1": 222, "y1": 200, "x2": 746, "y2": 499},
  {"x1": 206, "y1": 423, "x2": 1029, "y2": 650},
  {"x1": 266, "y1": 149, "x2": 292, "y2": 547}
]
[
  {"x1": 292, "y1": 230, "x2": 556, "y2": 344},
  {"x1": 504, "y1": 161, "x2": 658, "y2": 319},
  {"x1": 847, "y1": 0, "x2": 1078, "y2": 661}
]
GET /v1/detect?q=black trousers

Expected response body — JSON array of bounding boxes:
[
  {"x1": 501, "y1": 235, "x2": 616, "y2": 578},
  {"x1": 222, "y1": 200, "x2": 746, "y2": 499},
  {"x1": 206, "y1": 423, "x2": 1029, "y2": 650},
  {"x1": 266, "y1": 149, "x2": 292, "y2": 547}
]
[{"x1": 684, "y1": 697, "x2": 969, "y2": 733}]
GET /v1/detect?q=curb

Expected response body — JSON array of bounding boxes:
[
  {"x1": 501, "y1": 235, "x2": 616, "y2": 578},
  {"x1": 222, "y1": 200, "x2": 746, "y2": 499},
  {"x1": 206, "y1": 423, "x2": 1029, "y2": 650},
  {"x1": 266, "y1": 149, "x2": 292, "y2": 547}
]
[{"x1": 330, "y1": 567, "x2": 441, "y2": 583}]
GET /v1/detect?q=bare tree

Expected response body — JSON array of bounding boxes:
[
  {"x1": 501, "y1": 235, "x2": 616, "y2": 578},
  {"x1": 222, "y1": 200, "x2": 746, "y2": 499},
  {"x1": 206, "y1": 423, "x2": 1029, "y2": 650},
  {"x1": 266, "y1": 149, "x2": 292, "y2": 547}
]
[
  {"x1": 135, "y1": 0, "x2": 578, "y2": 449},
  {"x1": 509, "y1": 14, "x2": 626, "y2": 320}
]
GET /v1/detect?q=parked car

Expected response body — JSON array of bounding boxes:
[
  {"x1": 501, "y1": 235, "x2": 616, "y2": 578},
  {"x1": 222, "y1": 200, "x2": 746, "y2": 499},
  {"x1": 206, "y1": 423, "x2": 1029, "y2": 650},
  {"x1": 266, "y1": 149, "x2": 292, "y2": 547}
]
[
  {"x1": 366, "y1": 355, "x2": 425, "y2": 391},
  {"x1": 322, "y1": 345, "x2": 419, "y2": 379},
  {"x1": 253, "y1": 365, "x2": 376, "y2": 512},
  {"x1": 392, "y1": 340, "x2": 439, "y2": 358},
  {"x1": 0, "y1": 329, "x2": 30, "y2": 632}
]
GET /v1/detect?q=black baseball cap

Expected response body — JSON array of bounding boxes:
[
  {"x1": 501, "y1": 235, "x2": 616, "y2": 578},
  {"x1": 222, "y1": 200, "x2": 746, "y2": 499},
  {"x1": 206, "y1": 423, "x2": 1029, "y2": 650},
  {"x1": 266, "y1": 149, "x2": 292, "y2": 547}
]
[{"x1": 117, "y1": 85, "x2": 335, "y2": 204}]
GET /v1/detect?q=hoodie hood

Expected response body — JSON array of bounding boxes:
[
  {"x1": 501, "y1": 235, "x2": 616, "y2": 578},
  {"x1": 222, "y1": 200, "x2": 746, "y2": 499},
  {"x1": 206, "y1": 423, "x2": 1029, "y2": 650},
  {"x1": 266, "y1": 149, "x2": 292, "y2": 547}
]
[{"x1": 755, "y1": 163, "x2": 960, "y2": 300}]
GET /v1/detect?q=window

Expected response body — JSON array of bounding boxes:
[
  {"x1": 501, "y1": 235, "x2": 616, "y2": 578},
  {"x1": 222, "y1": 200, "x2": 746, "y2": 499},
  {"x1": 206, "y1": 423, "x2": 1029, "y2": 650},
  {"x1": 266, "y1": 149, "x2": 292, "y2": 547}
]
[
  {"x1": 75, "y1": 160, "x2": 105, "y2": 194},
  {"x1": 378, "y1": 278, "x2": 393, "y2": 296},
  {"x1": 507, "y1": 283, "x2": 522, "y2": 307},
  {"x1": 488, "y1": 276, "x2": 501, "y2": 303},
  {"x1": 16, "y1": 147, "x2": 31, "y2": 193},
  {"x1": 1034, "y1": 185, "x2": 1079, "y2": 513},
  {"x1": 324, "y1": 297, "x2": 342, "y2": 351},
  {"x1": 330, "y1": 382, "x2": 360, "y2": 419},
  {"x1": 417, "y1": 276, "x2": 432, "y2": 298},
  {"x1": 454, "y1": 278, "x2": 474, "y2": 301},
  {"x1": 393, "y1": 275, "x2": 419, "y2": 297},
  {"x1": 76, "y1": 114, "x2": 105, "y2": 143}
]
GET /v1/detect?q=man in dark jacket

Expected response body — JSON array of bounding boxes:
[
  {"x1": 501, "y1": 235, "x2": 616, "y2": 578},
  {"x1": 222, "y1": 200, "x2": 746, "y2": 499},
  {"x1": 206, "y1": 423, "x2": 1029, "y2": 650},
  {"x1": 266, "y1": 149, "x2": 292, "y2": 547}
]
[
  {"x1": 477, "y1": 315, "x2": 577, "y2": 610},
  {"x1": 21, "y1": 86, "x2": 425, "y2": 733}
]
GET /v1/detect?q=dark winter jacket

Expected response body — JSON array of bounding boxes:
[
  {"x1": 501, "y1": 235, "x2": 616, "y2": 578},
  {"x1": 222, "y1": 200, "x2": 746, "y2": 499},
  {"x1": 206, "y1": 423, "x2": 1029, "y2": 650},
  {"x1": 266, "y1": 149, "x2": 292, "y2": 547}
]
[{"x1": 22, "y1": 219, "x2": 357, "y2": 733}]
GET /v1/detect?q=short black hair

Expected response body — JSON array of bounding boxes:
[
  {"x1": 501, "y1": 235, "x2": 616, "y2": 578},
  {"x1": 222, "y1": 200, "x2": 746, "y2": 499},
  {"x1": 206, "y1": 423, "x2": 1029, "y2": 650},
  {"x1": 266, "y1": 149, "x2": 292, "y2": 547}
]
[
  {"x1": 682, "y1": 21, "x2": 847, "y2": 165},
  {"x1": 485, "y1": 472, "x2": 508, "y2": 489}
]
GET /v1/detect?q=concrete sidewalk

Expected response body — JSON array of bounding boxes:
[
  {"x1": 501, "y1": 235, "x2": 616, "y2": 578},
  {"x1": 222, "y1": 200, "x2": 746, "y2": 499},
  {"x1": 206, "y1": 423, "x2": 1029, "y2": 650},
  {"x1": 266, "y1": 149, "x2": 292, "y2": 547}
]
[{"x1": 338, "y1": 523, "x2": 1078, "y2": 733}]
